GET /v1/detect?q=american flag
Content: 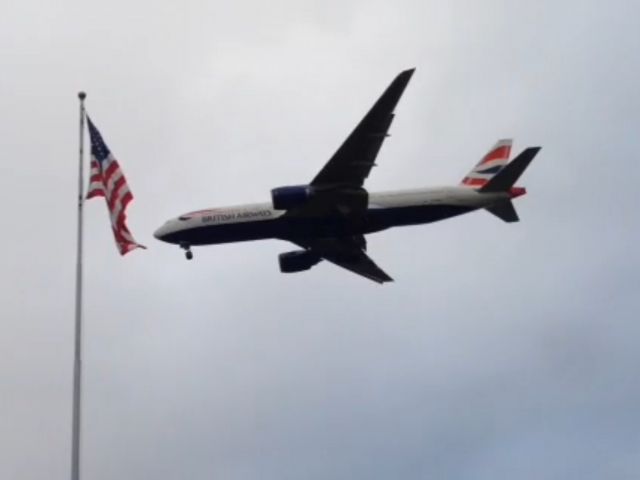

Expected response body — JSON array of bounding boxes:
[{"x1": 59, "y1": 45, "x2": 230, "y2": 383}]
[{"x1": 86, "y1": 117, "x2": 145, "y2": 254}]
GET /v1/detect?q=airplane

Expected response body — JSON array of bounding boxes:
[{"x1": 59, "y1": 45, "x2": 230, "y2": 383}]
[{"x1": 154, "y1": 68, "x2": 541, "y2": 283}]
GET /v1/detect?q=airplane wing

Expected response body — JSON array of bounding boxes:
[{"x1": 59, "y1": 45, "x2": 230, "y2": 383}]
[
  {"x1": 310, "y1": 68, "x2": 415, "y2": 188},
  {"x1": 293, "y1": 235, "x2": 393, "y2": 284},
  {"x1": 281, "y1": 70, "x2": 412, "y2": 283}
]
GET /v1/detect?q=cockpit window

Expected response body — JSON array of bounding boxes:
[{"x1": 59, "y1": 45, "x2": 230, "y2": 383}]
[{"x1": 178, "y1": 215, "x2": 191, "y2": 221}]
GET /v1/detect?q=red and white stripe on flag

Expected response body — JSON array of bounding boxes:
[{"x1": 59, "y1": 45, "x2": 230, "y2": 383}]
[{"x1": 86, "y1": 116, "x2": 145, "y2": 255}]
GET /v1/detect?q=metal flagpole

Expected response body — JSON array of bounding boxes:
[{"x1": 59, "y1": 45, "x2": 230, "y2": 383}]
[{"x1": 72, "y1": 91, "x2": 87, "y2": 480}]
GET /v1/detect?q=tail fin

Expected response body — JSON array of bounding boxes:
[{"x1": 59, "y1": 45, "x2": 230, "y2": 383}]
[
  {"x1": 480, "y1": 147, "x2": 541, "y2": 193},
  {"x1": 481, "y1": 146, "x2": 541, "y2": 223},
  {"x1": 461, "y1": 139, "x2": 512, "y2": 188}
]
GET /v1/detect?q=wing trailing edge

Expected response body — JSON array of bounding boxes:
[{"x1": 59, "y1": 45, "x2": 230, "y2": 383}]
[{"x1": 311, "y1": 68, "x2": 416, "y2": 188}]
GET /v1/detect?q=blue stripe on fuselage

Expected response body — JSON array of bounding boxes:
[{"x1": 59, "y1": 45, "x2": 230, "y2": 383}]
[
  {"x1": 363, "y1": 204, "x2": 475, "y2": 233},
  {"x1": 161, "y1": 204, "x2": 477, "y2": 245}
]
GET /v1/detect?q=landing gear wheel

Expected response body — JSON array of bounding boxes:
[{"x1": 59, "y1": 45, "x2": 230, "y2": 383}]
[{"x1": 180, "y1": 242, "x2": 193, "y2": 260}]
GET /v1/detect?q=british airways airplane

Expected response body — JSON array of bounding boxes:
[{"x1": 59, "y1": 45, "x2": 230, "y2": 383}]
[{"x1": 154, "y1": 69, "x2": 541, "y2": 283}]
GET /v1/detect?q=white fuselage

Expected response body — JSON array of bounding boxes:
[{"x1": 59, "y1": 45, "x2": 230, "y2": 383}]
[{"x1": 154, "y1": 186, "x2": 510, "y2": 246}]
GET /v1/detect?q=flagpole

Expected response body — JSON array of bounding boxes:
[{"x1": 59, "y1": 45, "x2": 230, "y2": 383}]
[{"x1": 72, "y1": 91, "x2": 86, "y2": 480}]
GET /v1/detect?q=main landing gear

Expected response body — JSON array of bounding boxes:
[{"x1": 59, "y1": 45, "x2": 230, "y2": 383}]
[{"x1": 180, "y1": 242, "x2": 193, "y2": 260}]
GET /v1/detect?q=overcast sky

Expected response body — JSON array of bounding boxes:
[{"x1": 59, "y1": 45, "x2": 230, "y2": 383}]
[{"x1": 1, "y1": 0, "x2": 639, "y2": 479}]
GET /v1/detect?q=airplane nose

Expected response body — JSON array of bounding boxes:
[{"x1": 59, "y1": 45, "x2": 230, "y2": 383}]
[
  {"x1": 153, "y1": 224, "x2": 168, "y2": 241},
  {"x1": 154, "y1": 219, "x2": 183, "y2": 244}
]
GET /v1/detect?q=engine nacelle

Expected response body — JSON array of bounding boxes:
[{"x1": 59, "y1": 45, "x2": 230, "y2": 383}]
[
  {"x1": 271, "y1": 185, "x2": 315, "y2": 210},
  {"x1": 278, "y1": 250, "x2": 321, "y2": 273}
]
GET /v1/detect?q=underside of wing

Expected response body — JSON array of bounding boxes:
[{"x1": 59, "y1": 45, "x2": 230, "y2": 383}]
[
  {"x1": 292, "y1": 236, "x2": 393, "y2": 284},
  {"x1": 311, "y1": 68, "x2": 415, "y2": 188}
]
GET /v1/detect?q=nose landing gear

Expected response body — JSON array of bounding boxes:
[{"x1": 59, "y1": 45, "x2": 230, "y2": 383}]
[{"x1": 180, "y1": 242, "x2": 193, "y2": 260}]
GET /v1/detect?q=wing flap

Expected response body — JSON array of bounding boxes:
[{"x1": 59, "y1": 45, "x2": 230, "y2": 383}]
[
  {"x1": 323, "y1": 249, "x2": 393, "y2": 284},
  {"x1": 293, "y1": 236, "x2": 393, "y2": 284}
]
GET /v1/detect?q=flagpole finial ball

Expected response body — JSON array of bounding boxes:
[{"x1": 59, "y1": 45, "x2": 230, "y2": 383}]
[{"x1": 78, "y1": 91, "x2": 86, "y2": 101}]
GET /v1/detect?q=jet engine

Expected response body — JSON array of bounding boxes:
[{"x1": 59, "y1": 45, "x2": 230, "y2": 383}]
[
  {"x1": 278, "y1": 250, "x2": 321, "y2": 273},
  {"x1": 271, "y1": 185, "x2": 315, "y2": 210}
]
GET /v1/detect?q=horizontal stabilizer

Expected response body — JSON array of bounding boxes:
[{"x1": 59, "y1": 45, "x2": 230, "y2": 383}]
[
  {"x1": 480, "y1": 147, "x2": 541, "y2": 192},
  {"x1": 486, "y1": 201, "x2": 519, "y2": 223}
]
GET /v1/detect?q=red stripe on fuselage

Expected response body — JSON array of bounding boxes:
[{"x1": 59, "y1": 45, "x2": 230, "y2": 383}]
[{"x1": 509, "y1": 187, "x2": 527, "y2": 198}]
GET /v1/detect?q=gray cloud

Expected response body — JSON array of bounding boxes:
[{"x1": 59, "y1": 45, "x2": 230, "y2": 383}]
[{"x1": 1, "y1": 0, "x2": 639, "y2": 478}]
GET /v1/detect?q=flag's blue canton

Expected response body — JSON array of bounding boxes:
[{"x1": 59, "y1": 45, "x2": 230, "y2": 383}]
[{"x1": 87, "y1": 117, "x2": 111, "y2": 163}]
